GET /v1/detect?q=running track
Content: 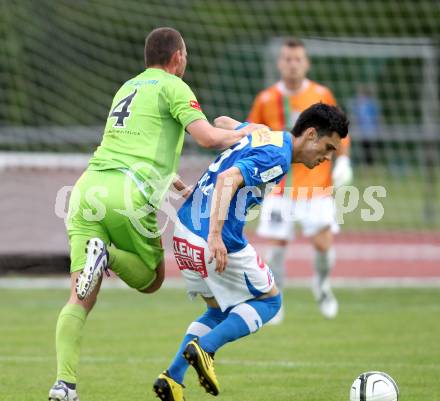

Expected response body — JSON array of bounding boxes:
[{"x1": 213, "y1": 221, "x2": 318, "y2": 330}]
[{"x1": 164, "y1": 231, "x2": 440, "y2": 279}]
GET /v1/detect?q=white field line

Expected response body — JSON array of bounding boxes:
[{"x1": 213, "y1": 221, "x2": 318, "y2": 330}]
[
  {"x1": 0, "y1": 355, "x2": 438, "y2": 370},
  {"x1": 1, "y1": 276, "x2": 440, "y2": 289}
]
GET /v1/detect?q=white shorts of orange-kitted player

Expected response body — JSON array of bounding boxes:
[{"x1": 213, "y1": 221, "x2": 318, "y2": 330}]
[
  {"x1": 173, "y1": 218, "x2": 275, "y2": 312},
  {"x1": 257, "y1": 194, "x2": 340, "y2": 240}
]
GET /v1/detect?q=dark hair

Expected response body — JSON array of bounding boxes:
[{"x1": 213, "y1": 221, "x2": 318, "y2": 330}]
[
  {"x1": 144, "y1": 27, "x2": 183, "y2": 67},
  {"x1": 291, "y1": 103, "x2": 349, "y2": 138},
  {"x1": 282, "y1": 38, "x2": 305, "y2": 49}
]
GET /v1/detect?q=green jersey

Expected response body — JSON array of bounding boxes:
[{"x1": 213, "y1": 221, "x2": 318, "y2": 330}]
[{"x1": 88, "y1": 68, "x2": 206, "y2": 206}]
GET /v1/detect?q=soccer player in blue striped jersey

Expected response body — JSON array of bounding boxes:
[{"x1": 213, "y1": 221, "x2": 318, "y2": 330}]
[{"x1": 153, "y1": 103, "x2": 348, "y2": 401}]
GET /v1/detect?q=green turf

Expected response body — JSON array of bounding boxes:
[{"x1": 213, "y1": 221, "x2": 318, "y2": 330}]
[{"x1": 1, "y1": 287, "x2": 439, "y2": 401}]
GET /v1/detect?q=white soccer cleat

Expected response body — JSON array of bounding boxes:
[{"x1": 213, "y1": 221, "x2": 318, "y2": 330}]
[
  {"x1": 312, "y1": 277, "x2": 338, "y2": 319},
  {"x1": 266, "y1": 304, "x2": 284, "y2": 326},
  {"x1": 319, "y1": 290, "x2": 338, "y2": 319},
  {"x1": 48, "y1": 381, "x2": 80, "y2": 401},
  {"x1": 75, "y1": 238, "x2": 109, "y2": 300}
]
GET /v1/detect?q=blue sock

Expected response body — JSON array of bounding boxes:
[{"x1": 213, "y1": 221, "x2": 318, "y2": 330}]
[
  {"x1": 167, "y1": 307, "x2": 227, "y2": 384},
  {"x1": 199, "y1": 294, "x2": 282, "y2": 354}
]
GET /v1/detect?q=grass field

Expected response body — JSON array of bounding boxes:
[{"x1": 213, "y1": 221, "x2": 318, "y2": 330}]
[{"x1": 1, "y1": 287, "x2": 439, "y2": 401}]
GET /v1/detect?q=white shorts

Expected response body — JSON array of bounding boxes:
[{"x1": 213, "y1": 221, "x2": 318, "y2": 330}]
[
  {"x1": 257, "y1": 195, "x2": 340, "y2": 240},
  {"x1": 173, "y1": 219, "x2": 275, "y2": 311}
]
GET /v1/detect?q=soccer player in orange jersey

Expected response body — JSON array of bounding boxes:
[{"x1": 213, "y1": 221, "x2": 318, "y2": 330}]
[{"x1": 248, "y1": 38, "x2": 352, "y2": 322}]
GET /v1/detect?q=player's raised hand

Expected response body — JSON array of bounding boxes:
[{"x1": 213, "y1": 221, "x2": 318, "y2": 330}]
[
  {"x1": 214, "y1": 116, "x2": 268, "y2": 136},
  {"x1": 214, "y1": 115, "x2": 241, "y2": 129},
  {"x1": 239, "y1": 123, "x2": 269, "y2": 135},
  {"x1": 207, "y1": 232, "x2": 228, "y2": 273},
  {"x1": 172, "y1": 177, "x2": 193, "y2": 199},
  {"x1": 234, "y1": 123, "x2": 270, "y2": 140}
]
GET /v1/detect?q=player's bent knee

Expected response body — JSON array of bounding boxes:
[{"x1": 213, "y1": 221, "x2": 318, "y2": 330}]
[
  {"x1": 271, "y1": 238, "x2": 288, "y2": 247},
  {"x1": 314, "y1": 241, "x2": 331, "y2": 253},
  {"x1": 138, "y1": 275, "x2": 162, "y2": 294},
  {"x1": 233, "y1": 294, "x2": 282, "y2": 332},
  {"x1": 138, "y1": 260, "x2": 165, "y2": 294},
  {"x1": 312, "y1": 228, "x2": 333, "y2": 252},
  {"x1": 263, "y1": 293, "x2": 282, "y2": 323},
  {"x1": 229, "y1": 294, "x2": 282, "y2": 335}
]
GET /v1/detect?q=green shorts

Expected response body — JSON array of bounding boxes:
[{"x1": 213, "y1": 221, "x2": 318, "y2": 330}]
[{"x1": 67, "y1": 169, "x2": 164, "y2": 273}]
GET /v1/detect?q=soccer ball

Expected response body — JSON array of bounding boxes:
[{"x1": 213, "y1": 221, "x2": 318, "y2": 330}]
[{"x1": 350, "y1": 371, "x2": 399, "y2": 401}]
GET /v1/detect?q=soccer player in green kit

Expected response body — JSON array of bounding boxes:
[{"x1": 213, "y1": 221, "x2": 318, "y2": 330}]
[{"x1": 48, "y1": 27, "x2": 256, "y2": 401}]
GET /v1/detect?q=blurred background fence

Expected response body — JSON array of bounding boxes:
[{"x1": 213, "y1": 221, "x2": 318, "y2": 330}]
[{"x1": 0, "y1": 0, "x2": 439, "y2": 279}]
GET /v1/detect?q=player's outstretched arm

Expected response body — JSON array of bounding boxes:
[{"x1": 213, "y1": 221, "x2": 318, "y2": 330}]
[
  {"x1": 208, "y1": 167, "x2": 244, "y2": 273},
  {"x1": 213, "y1": 115, "x2": 241, "y2": 129},
  {"x1": 187, "y1": 119, "x2": 262, "y2": 150},
  {"x1": 214, "y1": 116, "x2": 269, "y2": 132}
]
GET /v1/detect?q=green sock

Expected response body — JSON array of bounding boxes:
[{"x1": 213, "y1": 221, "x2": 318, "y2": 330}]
[
  {"x1": 108, "y1": 245, "x2": 157, "y2": 291},
  {"x1": 56, "y1": 304, "x2": 87, "y2": 383}
]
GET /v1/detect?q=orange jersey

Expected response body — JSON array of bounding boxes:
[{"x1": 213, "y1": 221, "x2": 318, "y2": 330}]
[{"x1": 248, "y1": 79, "x2": 350, "y2": 200}]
